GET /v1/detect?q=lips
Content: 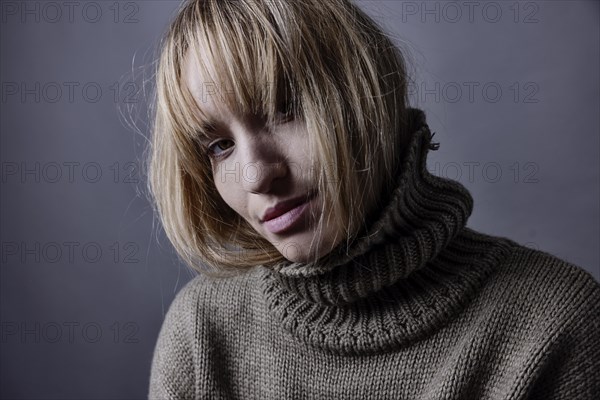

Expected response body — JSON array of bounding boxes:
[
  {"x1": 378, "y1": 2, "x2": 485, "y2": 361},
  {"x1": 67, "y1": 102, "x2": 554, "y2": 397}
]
[{"x1": 260, "y1": 192, "x2": 316, "y2": 234}]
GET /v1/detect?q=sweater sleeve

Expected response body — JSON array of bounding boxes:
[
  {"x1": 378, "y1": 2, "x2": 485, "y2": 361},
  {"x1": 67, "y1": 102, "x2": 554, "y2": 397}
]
[
  {"x1": 148, "y1": 282, "x2": 198, "y2": 400},
  {"x1": 527, "y1": 277, "x2": 600, "y2": 399}
]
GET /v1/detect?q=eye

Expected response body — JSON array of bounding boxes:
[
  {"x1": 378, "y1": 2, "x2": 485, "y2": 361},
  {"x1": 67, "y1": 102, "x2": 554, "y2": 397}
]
[
  {"x1": 207, "y1": 139, "x2": 234, "y2": 159},
  {"x1": 276, "y1": 99, "x2": 296, "y2": 123}
]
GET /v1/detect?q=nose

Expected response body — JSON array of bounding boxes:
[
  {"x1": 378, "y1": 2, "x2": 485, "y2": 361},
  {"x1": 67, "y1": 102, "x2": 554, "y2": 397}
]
[{"x1": 238, "y1": 135, "x2": 288, "y2": 194}]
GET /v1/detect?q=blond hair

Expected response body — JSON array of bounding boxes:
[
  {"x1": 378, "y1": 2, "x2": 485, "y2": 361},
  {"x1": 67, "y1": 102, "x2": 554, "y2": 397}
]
[{"x1": 149, "y1": 0, "x2": 410, "y2": 275}]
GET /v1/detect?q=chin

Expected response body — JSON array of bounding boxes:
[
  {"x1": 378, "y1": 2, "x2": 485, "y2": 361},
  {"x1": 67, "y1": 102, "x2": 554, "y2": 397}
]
[
  {"x1": 276, "y1": 244, "x2": 312, "y2": 263},
  {"x1": 276, "y1": 235, "x2": 341, "y2": 264}
]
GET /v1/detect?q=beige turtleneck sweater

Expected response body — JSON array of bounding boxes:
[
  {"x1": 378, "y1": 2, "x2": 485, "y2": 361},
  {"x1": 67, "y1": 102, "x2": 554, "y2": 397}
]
[{"x1": 149, "y1": 108, "x2": 600, "y2": 399}]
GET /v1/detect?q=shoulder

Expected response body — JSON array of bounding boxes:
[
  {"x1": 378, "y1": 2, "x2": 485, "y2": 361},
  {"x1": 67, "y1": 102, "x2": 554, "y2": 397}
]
[
  {"x1": 459, "y1": 227, "x2": 599, "y2": 306},
  {"x1": 476, "y1": 231, "x2": 600, "y2": 336},
  {"x1": 460, "y1": 230, "x2": 600, "y2": 385},
  {"x1": 149, "y1": 267, "x2": 262, "y2": 398},
  {"x1": 165, "y1": 267, "x2": 260, "y2": 325},
  {"x1": 500, "y1": 239, "x2": 599, "y2": 299},
  {"x1": 491, "y1": 242, "x2": 600, "y2": 397},
  {"x1": 157, "y1": 266, "x2": 269, "y2": 346}
]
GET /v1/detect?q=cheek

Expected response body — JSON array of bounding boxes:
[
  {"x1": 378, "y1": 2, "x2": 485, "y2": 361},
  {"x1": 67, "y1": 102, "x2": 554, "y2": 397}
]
[{"x1": 212, "y1": 165, "x2": 249, "y2": 220}]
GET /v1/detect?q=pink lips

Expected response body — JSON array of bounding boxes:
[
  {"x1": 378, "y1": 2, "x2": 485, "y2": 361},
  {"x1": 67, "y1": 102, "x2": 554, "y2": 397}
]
[{"x1": 260, "y1": 193, "x2": 315, "y2": 234}]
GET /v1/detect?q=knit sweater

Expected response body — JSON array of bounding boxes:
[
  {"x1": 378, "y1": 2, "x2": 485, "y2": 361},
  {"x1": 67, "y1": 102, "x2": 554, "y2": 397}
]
[{"x1": 149, "y1": 108, "x2": 600, "y2": 399}]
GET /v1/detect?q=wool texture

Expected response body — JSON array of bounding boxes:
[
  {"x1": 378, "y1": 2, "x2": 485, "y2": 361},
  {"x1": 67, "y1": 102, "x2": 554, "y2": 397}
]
[{"x1": 149, "y1": 108, "x2": 600, "y2": 399}]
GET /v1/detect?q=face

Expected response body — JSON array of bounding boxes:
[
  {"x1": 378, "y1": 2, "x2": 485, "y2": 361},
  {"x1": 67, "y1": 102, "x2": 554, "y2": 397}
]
[{"x1": 183, "y1": 53, "x2": 344, "y2": 263}]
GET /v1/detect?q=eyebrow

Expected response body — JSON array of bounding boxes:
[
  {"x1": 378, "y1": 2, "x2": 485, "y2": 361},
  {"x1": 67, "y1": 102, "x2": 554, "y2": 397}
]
[
  {"x1": 192, "y1": 120, "x2": 219, "y2": 146},
  {"x1": 200, "y1": 121, "x2": 216, "y2": 133}
]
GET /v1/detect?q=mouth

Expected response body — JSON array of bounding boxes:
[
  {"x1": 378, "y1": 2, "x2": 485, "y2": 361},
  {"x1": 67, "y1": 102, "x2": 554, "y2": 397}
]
[{"x1": 260, "y1": 192, "x2": 317, "y2": 234}]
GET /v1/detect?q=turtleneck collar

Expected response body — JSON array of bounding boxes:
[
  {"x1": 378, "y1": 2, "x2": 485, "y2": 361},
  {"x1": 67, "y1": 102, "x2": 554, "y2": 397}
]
[{"x1": 257, "y1": 108, "x2": 514, "y2": 354}]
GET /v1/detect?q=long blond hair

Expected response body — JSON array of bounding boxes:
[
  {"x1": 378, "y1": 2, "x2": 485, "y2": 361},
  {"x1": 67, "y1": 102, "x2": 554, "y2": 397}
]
[{"x1": 149, "y1": 0, "x2": 410, "y2": 275}]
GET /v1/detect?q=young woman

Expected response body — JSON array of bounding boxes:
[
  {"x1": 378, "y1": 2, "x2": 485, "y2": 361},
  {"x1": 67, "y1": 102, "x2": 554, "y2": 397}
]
[{"x1": 148, "y1": 0, "x2": 600, "y2": 398}]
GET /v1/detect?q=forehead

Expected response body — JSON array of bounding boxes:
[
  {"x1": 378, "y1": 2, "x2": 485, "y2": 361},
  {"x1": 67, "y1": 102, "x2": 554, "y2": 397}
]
[
  {"x1": 183, "y1": 48, "x2": 232, "y2": 120},
  {"x1": 178, "y1": 29, "x2": 296, "y2": 135}
]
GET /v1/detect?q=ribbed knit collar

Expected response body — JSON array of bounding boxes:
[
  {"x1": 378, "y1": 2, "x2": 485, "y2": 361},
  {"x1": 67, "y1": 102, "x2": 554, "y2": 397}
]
[{"x1": 258, "y1": 108, "x2": 513, "y2": 354}]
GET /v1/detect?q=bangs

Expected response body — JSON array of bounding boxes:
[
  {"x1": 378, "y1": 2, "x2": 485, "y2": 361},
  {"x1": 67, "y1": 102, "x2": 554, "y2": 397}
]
[{"x1": 165, "y1": 0, "x2": 301, "y2": 143}]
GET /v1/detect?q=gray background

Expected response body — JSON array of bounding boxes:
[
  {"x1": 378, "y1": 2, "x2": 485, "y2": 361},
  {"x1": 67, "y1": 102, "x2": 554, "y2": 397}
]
[{"x1": 1, "y1": 1, "x2": 598, "y2": 398}]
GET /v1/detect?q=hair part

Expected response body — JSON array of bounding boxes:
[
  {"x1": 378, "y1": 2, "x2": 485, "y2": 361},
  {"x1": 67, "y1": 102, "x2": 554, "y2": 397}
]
[{"x1": 149, "y1": 0, "x2": 410, "y2": 275}]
